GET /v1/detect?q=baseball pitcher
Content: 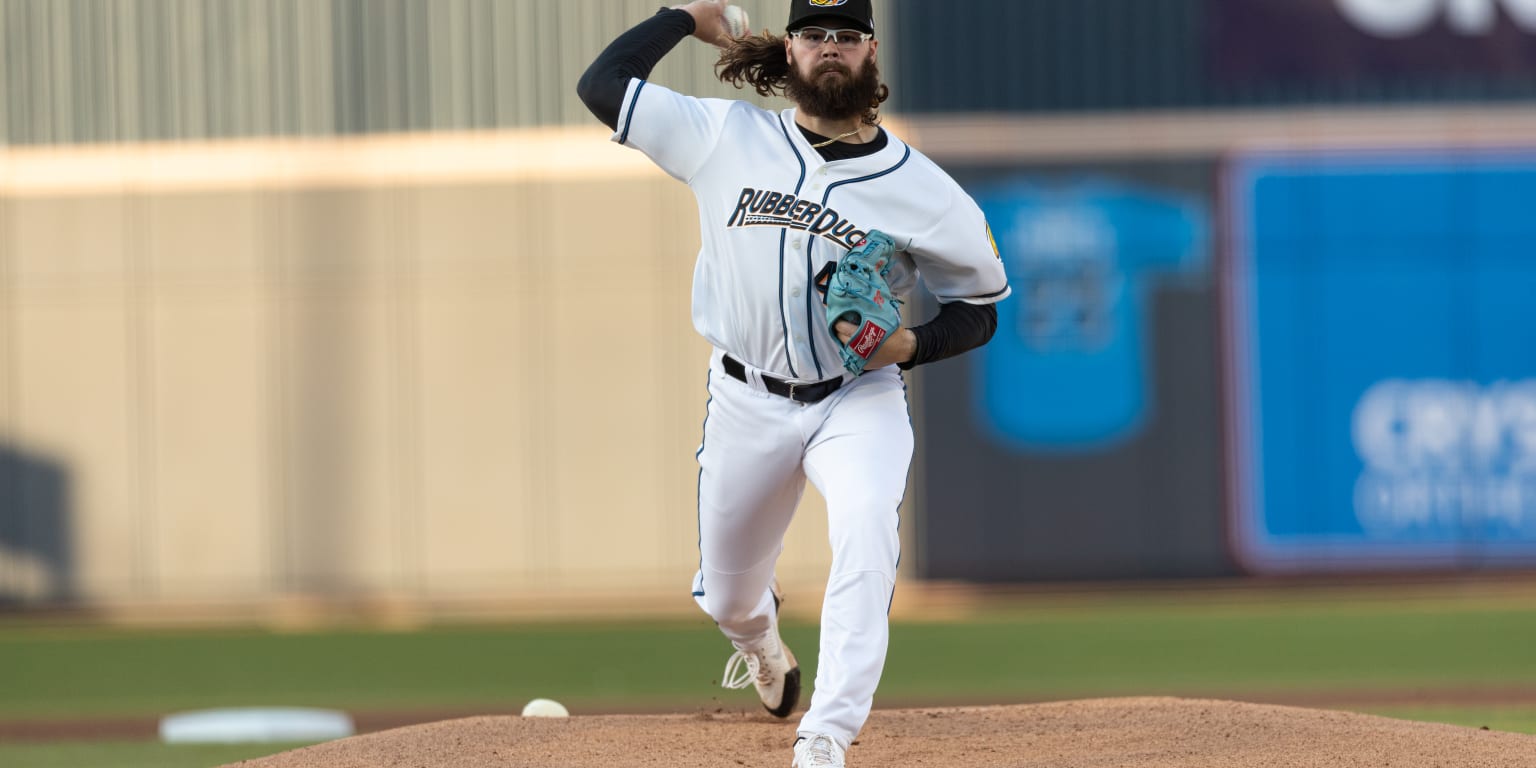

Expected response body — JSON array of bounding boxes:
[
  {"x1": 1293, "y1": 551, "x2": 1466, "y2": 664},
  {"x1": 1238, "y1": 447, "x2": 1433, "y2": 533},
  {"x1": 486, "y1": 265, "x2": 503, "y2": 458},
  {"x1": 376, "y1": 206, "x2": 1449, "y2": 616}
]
[{"x1": 577, "y1": 1, "x2": 1010, "y2": 765}]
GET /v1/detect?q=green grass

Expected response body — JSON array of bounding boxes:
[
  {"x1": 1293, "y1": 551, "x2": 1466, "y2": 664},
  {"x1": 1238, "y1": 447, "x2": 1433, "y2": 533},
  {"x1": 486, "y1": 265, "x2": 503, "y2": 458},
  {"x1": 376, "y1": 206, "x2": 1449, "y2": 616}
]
[
  {"x1": 1356, "y1": 706, "x2": 1536, "y2": 734},
  {"x1": 1, "y1": 589, "x2": 1533, "y2": 766},
  {"x1": 0, "y1": 740, "x2": 313, "y2": 768},
  {"x1": 0, "y1": 620, "x2": 732, "y2": 718},
  {"x1": 885, "y1": 607, "x2": 1536, "y2": 698},
  {"x1": 4, "y1": 597, "x2": 1533, "y2": 718}
]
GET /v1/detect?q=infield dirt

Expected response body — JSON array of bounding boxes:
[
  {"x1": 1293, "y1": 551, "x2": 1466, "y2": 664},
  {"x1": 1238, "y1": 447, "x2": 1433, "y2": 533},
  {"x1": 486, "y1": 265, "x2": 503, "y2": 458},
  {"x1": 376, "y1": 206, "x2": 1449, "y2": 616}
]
[{"x1": 227, "y1": 696, "x2": 1536, "y2": 767}]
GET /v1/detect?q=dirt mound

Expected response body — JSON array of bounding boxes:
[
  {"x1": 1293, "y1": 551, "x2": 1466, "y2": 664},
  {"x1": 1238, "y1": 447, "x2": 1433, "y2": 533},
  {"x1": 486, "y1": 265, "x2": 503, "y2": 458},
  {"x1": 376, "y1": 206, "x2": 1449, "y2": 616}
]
[{"x1": 226, "y1": 697, "x2": 1536, "y2": 767}]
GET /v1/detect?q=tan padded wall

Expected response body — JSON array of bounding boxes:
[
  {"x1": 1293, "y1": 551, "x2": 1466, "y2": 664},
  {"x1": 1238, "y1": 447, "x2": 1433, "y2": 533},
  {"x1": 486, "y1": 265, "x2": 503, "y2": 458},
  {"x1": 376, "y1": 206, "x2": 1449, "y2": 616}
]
[
  {"x1": 4, "y1": 197, "x2": 141, "y2": 600},
  {"x1": 144, "y1": 191, "x2": 273, "y2": 599},
  {"x1": 0, "y1": 132, "x2": 840, "y2": 611}
]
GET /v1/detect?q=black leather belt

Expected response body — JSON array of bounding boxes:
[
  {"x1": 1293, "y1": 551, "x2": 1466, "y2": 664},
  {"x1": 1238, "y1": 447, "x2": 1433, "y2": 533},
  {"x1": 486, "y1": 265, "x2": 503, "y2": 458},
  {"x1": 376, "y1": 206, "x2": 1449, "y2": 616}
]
[{"x1": 722, "y1": 355, "x2": 844, "y2": 404}]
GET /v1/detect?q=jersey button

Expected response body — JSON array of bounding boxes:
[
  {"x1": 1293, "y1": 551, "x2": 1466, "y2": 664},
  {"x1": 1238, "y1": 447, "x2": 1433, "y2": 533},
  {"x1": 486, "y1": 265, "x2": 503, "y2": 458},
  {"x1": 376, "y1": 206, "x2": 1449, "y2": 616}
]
[
  {"x1": 792, "y1": 288, "x2": 802, "y2": 297},
  {"x1": 792, "y1": 238, "x2": 803, "y2": 248}
]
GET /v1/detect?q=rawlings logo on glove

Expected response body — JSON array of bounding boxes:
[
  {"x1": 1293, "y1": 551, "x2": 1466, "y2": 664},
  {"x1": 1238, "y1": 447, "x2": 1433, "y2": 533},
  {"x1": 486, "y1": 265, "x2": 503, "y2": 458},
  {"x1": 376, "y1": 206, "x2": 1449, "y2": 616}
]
[
  {"x1": 848, "y1": 321, "x2": 887, "y2": 359},
  {"x1": 826, "y1": 230, "x2": 902, "y2": 375}
]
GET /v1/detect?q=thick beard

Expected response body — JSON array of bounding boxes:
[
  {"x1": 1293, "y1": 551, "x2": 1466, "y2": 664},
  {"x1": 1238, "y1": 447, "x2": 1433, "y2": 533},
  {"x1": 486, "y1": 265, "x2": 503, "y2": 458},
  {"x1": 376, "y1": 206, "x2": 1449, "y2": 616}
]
[{"x1": 785, "y1": 54, "x2": 882, "y2": 122}]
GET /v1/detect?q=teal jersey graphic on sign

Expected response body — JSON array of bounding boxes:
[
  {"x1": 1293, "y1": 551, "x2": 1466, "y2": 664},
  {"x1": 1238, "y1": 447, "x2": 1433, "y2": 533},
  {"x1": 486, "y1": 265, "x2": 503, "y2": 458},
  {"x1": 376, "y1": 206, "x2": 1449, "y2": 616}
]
[{"x1": 971, "y1": 180, "x2": 1209, "y2": 451}]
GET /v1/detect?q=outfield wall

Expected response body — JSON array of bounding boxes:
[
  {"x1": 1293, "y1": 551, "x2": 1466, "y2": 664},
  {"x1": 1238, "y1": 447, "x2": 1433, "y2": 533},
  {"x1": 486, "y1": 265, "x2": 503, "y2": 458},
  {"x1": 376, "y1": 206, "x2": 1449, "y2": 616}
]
[
  {"x1": 5, "y1": 106, "x2": 1534, "y2": 612},
  {"x1": 0, "y1": 129, "x2": 852, "y2": 609},
  {"x1": 4, "y1": 0, "x2": 1536, "y2": 613}
]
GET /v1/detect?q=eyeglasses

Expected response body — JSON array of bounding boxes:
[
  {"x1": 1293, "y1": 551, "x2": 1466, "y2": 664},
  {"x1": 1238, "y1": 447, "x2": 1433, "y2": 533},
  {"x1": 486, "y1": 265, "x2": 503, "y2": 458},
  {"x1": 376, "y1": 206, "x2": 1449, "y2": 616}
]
[{"x1": 789, "y1": 26, "x2": 873, "y2": 49}]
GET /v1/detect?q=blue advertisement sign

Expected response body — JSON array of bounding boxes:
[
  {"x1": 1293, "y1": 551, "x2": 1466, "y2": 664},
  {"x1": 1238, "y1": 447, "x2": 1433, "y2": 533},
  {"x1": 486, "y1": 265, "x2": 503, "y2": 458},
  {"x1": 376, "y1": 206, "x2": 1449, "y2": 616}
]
[
  {"x1": 971, "y1": 179, "x2": 1208, "y2": 452},
  {"x1": 1224, "y1": 149, "x2": 1536, "y2": 572}
]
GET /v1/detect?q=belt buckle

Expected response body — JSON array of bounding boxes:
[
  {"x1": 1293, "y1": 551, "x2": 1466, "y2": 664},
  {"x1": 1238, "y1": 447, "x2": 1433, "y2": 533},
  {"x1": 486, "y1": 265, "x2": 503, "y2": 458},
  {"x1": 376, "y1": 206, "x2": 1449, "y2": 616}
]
[{"x1": 787, "y1": 381, "x2": 801, "y2": 402}]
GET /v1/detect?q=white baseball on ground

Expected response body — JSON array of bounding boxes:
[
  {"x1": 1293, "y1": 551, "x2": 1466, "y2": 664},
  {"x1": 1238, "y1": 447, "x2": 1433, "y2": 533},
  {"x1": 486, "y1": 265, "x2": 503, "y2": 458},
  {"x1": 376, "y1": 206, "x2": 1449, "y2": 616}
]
[
  {"x1": 723, "y1": 4, "x2": 749, "y2": 38},
  {"x1": 520, "y1": 698, "x2": 569, "y2": 718}
]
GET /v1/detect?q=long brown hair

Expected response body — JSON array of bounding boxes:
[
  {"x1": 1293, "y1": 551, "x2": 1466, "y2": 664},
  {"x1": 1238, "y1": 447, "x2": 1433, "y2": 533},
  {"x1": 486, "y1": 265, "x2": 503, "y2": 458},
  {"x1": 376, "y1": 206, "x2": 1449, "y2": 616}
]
[{"x1": 716, "y1": 33, "x2": 890, "y2": 127}]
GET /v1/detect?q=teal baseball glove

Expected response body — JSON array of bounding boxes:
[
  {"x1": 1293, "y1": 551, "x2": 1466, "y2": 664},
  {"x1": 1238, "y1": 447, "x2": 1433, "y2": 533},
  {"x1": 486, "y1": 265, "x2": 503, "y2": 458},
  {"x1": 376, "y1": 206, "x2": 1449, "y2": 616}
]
[{"x1": 826, "y1": 230, "x2": 902, "y2": 375}]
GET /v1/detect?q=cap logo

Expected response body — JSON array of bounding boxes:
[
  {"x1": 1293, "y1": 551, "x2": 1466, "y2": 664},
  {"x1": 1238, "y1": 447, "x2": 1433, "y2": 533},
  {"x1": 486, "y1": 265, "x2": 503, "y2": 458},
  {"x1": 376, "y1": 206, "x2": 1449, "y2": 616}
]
[{"x1": 808, "y1": 0, "x2": 850, "y2": 6}]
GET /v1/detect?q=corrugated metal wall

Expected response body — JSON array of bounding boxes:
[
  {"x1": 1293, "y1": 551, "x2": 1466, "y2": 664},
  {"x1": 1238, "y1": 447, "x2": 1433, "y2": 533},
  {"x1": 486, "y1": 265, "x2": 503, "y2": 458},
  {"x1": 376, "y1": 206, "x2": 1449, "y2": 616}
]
[
  {"x1": 6, "y1": 0, "x2": 1536, "y2": 145},
  {"x1": 0, "y1": 0, "x2": 897, "y2": 145}
]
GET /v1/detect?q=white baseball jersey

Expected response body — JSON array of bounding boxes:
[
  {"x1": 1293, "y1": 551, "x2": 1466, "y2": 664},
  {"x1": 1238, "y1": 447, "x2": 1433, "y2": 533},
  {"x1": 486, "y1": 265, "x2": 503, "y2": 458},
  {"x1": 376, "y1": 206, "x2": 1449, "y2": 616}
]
[
  {"x1": 607, "y1": 72, "x2": 1009, "y2": 750},
  {"x1": 612, "y1": 79, "x2": 1011, "y2": 381}
]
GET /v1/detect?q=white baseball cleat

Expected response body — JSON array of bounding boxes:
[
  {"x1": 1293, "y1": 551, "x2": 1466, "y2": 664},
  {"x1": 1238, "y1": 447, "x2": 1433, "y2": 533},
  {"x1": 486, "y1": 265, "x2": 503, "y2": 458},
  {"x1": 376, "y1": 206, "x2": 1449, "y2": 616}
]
[
  {"x1": 721, "y1": 582, "x2": 801, "y2": 718},
  {"x1": 792, "y1": 734, "x2": 846, "y2": 768}
]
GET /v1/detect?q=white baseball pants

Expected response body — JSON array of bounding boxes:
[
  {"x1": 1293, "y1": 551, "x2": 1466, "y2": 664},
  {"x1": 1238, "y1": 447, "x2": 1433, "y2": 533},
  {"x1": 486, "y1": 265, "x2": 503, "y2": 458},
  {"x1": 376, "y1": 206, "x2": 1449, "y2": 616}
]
[{"x1": 691, "y1": 350, "x2": 913, "y2": 750}]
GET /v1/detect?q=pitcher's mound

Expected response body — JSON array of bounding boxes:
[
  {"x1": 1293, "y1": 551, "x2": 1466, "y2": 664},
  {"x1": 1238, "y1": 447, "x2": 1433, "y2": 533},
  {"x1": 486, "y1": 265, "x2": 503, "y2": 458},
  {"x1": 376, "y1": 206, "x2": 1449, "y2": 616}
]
[{"x1": 227, "y1": 696, "x2": 1536, "y2": 767}]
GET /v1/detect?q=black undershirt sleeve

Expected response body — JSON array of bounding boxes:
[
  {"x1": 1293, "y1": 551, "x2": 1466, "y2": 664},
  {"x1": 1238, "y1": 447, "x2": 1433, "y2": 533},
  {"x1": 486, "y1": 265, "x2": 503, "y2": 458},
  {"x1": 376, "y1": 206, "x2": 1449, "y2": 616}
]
[
  {"x1": 576, "y1": 9, "x2": 696, "y2": 131},
  {"x1": 898, "y1": 300, "x2": 999, "y2": 370}
]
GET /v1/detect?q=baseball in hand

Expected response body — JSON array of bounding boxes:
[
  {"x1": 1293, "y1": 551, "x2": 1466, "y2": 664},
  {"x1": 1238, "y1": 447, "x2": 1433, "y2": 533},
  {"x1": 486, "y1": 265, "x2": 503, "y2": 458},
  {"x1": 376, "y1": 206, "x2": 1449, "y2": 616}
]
[{"x1": 723, "y1": 4, "x2": 750, "y2": 38}]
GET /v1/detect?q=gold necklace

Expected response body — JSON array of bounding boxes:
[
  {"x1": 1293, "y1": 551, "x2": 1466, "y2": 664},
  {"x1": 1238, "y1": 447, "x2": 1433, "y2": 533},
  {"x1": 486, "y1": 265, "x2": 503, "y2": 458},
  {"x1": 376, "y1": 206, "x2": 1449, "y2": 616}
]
[{"x1": 810, "y1": 127, "x2": 862, "y2": 148}]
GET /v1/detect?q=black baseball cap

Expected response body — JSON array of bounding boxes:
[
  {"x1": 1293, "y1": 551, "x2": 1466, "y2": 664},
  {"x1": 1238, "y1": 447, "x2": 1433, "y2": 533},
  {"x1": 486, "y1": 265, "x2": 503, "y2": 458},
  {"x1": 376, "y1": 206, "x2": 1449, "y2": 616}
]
[{"x1": 786, "y1": 0, "x2": 876, "y2": 35}]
